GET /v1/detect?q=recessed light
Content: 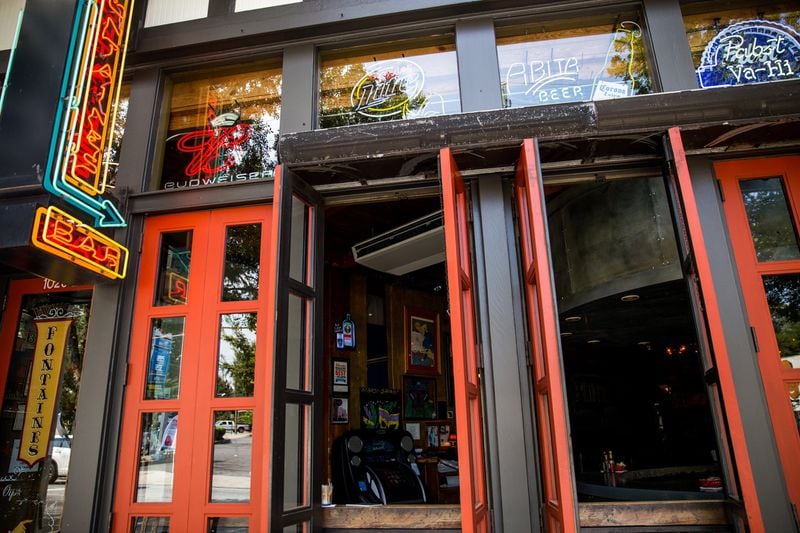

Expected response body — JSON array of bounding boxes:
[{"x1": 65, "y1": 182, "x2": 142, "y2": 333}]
[
  {"x1": 564, "y1": 316, "x2": 581, "y2": 323},
  {"x1": 621, "y1": 294, "x2": 640, "y2": 302},
  {"x1": 587, "y1": 339, "x2": 601, "y2": 344},
  {"x1": 560, "y1": 331, "x2": 573, "y2": 337},
  {"x1": 637, "y1": 341, "x2": 651, "y2": 346}
]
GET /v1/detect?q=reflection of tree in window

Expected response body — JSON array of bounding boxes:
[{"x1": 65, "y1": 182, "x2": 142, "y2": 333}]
[
  {"x1": 218, "y1": 314, "x2": 257, "y2": 397},
  {"x1": 222, "y1": 224, "x2": 261, "y2": 301},
  {"x1": 59, "y1": 308, "x2": 88, "y2": 436},
  {"x1": 763, "y1": 275, "x2": 800, "y2": 359},
  {"x1": 741, "y1": 178, "x2": 800, "y2": 262},
  {"x1": 602, "y1": 22, "x2": 652, "y2": 95}
]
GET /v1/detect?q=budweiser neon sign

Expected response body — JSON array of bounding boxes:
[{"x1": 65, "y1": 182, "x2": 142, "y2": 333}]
[
  {"x1": 45, "y1": 0, "x2": 135, "y2": 228},
  {"x1": 32, "y1": 206, "x2": 129, "y2": 280}
]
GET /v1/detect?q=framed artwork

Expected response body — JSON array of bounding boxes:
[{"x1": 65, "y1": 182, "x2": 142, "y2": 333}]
[
  {"x1": 332, "y1": 397, "x2": 349, "y2": 424},
  {"x1": 403, "y1": 376, "x2": 437, "y2": 420},
  {"x1": 405, "y1": 307, "x2": 440, "y2": 375},
  {"x1": 361, "y1": 388, "x2": 401, "y2": 429},
  {"x1": 332, "y1": 358, "x2": 349, "y2": 393}
]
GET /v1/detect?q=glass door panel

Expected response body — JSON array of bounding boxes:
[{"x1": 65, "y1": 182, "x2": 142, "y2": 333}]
[
  {"x1": 267, "y1": 168, "x2": 323, "y2": 531},
  {"x1": 717, "y1": 155, "x2": 800, "y2": 513},
  {"x1": 114, "y1": 205, "x2": 273, "y2": 532}
]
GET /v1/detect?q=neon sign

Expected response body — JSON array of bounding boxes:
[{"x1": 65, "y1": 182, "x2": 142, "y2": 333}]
[
  {"x1": 352, "y1": 60, "x2": 425, "y2": 118},
  {"x1": 166, "y1": 271, "x2": 189, "y2": 304},
  {"x1": 697, "y1": 20, "x2": 800, "y2": 88},
  {"x1": 44, "y1": 0, "x2": 135, "y2": 228},
  {"x1": 31, "y1": 206, "x2": 129, "y2": 280},
  {"x1": 177, "y1": 123, "x2": 252, "y2": 176}
]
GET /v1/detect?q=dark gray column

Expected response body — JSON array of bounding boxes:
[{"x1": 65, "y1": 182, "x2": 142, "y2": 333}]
[
  {"x1": 472, "y1": 175, "x2": 541, "y2": 533},
  {"x1": 455, "y1": 18, "x2": 502, "y2": 113},
  {"x1": 688, "y1": 156, "x2": 796, "y2": 532},
  {"x1": 643, "y1": 0, "x2": 698, "y2": 91},
  {"x1": 60, "y1": 67, "x2": 162, "y2": 533},
  {"x1": 280, "y1": 43, "x2": 316, "y2": 134}
]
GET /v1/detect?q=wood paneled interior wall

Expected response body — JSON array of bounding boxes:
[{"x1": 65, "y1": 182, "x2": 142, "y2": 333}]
[{"x1": 323, "y1": 267, "x2": 451, "y2": 481}]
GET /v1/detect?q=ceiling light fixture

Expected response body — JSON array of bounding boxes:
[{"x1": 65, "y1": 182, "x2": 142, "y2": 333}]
[
  {"x1": 564, "y1": 316, "x2": 581, "y2": 322},
  {"x1": 620, "y1": 294, "x2": 640, "y2": 302}
]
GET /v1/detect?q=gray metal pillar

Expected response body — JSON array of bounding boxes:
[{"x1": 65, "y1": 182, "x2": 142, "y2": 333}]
[
  {"x1": 456, "y1": 18, "x2": 502, "y2": 113},
  {"x1": 472, "y1": 175, "x2": 541, "y2": 533},
  {"x1": 643, "y1": 0, "x2": 698, "y2": 91},
  {"x1": 280, "y1": 43, "x2": 316, "y2": 134}
]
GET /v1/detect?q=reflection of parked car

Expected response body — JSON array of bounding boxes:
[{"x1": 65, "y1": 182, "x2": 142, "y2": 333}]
[
  {"x1": 215, "y1": 419, "x2": 251, "y2": 433},
  {"x1": 48, "y1": 436, "x2": 71, "y2": 483}
]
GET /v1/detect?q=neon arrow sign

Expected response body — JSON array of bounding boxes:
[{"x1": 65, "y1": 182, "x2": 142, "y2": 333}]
[{"x1": 44, "y1": 0, "x2": 135, "y2": 228}]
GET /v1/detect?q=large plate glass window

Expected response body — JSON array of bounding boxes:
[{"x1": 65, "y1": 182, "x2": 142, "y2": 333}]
[
  {"x1": 156, "y1": 62, "x2": 282, "y2": 190},
  {"x1": 681, "y1": 1, "x2": 800, "y2": 88},
  {"x1": 496, "y1": 11, "x2": 654, "y2": 108},
  {"x1": 318, "y1": 36, "x2": 461, "y2": 128}
]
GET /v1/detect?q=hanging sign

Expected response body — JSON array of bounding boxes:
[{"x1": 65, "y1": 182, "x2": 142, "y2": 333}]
[
  {"x1": 31, "y1": 205, "x2": 129, "y2": 280},
  {"x1": 18, "y1": 316, "x2": 72, "y2": 466},
  {"x1": 44, "y1": 0, "x2": 135, "y2": 228},
  {"x1": 696, "y1": 20, "x2": 800, "y2": 88}
]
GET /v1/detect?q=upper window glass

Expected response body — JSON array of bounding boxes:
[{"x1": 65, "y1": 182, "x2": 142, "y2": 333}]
[
  {"x1": 496, "y1": 12, "x2": 654, "y2": 108},
  {"x1": 318, "y1": 36, "x2": 461, "y2": 128},
  {"x1": 682, "y1": 1, "x2": 800, "y2": 88},
  {"x1": 157, "y1": 63, "x2": 281, "y2": 190}
]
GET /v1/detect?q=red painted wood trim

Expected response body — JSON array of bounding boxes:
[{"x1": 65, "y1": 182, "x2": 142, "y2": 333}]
[{"x1": 667, "y1": 127, "x2": 764, "y2": 533}]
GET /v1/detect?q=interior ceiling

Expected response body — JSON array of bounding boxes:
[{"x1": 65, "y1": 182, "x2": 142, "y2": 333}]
[{"x1": 557, "y1": 279, "x2": 697, "y2": 350}]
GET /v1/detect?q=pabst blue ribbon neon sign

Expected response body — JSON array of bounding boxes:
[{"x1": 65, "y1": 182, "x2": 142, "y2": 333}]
[
  {"x1": 351, "y1": 60, "x2": 426, "y2": 118},
  {"x1": 696, "y1": 20, "x2": 800, "y2": 88}
]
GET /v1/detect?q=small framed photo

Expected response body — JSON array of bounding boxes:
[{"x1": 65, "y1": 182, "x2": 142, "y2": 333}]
[
  {"x1": 405, "y1": 307, "x2": 440, "y2": 376},
  {"x1": 332, "y1": 358, "x2": 349, "y2": 393},
  {"x1": 332, "y1": 397, "x2": 349, "y2": 424},
  {"x1": 403, "y1": 376, "x2": 437, "y2": 420}
]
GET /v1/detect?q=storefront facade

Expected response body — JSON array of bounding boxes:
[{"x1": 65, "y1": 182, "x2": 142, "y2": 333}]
[{"x1": 0, "y1": 1, "x2": 798, "y2": 532}]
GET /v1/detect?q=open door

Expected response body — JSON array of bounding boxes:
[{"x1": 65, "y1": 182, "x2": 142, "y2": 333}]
[
  {"x1": 513, "y1": 139, "x2": 578, "y2": 532},
  {"x1": 265, "y1": 165, "x2": 324, "y2": 531},
  {"x1": 666, "y1": 128, "x2": 766, "y2": 531},
  {"x1": 440, "y1": 148, "x2": 488, "y2": 532}
]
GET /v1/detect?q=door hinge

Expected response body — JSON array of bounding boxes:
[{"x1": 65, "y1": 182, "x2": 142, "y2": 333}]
[
  {"x1": 525, "y1": 339, "x2": 533, "y2": 368},
  {"x1": 750, "y1": 326, "x2": 760, "y2": 353},
  {"x1": 123, "y1": 362, "x2": 132, "y2": 386},
  {"x1": 477, "y1": 342, "x2": 485, "y2": 370},
  {"x1": 704, "y1": 366, "x2": 719, "y2": 385},
  {"x1": 715, "y1": 179, "x2": 725, "y2": 202}
]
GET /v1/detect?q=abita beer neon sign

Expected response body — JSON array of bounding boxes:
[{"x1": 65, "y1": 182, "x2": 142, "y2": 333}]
[{"x1": 35, "y1": 0, "x2": 134, "y2": 279}]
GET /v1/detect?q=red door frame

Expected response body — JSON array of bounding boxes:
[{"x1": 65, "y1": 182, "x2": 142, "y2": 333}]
[
  {"x1": 112, "y1": 204, "x2": 273, "y2": 532},
  {"x1": 441, "y1": 148, "x2": 489, "y2": 532},
  {"x1": 514, "y1": 138, "x2": 578, "y2": 532},
  {"x1": 667, "y1": 127, "x2": 766, "y2": 532},
  {"x1": 715, "y1": 155, "x2": 800, "y2": 514}
]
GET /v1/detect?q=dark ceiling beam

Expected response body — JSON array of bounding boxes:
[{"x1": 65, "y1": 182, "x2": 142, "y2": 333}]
[{"x1": 279, "y1": 80, "x2": 800, "y2": 166}]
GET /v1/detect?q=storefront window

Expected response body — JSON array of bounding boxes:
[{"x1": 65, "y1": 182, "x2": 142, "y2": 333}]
[
  {"x1": 318, "y1": 37, "x2": 460, "y2": 128},
  {"x1": 496, "y1": 12, "x2": 653, "y2": 108},
  {"x1": 157, "y1": 63, "x2": 281, "y2": 190},
  {"x1": 0, "y1": 290, "x2": 91, "y2": 532},
  {"x1": 682, "y1": 1, "x2": 800, "y2": 88}
]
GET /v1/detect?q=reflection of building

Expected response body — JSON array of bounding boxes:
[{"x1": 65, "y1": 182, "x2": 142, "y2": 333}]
[{"x1": 0, "y1": 1, "x2": 799, "y2": 532}]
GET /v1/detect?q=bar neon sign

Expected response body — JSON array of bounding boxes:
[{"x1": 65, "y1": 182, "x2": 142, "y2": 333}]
[
  {"x1": 44, "y1": 0, "x2": 135, "y2": 228},
  {"x1": 32, "y1": 206, "x2": 129, "y2": 280}
]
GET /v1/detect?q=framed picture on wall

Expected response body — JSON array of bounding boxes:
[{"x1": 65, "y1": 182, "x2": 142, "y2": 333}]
[
  {"x1": 405, "y1": 307, "x2": 440, "y2": 375},
  {"x1": 332, "y1": 397, "x2": 349, "y2": 424},
  {"x1": 332, "y1": 358, "x2": 349, "y2": 393},
  {"x1": 403, "y1": 376, "x2": 437, "y2": 420}
]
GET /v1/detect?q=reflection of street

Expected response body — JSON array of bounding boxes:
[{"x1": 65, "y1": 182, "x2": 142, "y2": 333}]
[{"x1": 211, "y1": 432, "x2": 252, "y2": 502}]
